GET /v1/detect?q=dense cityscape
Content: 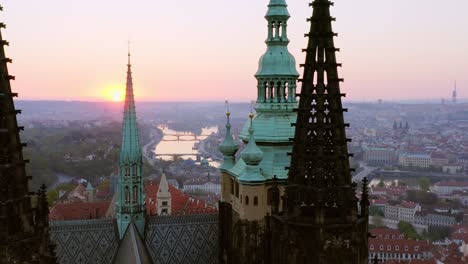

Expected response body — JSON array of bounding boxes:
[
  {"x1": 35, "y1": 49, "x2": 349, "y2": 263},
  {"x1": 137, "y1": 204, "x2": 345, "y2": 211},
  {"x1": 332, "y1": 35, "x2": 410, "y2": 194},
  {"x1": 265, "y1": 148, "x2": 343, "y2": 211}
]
[
  {"x1": 13, "y1": 98, "x2": 468, "y2": 263},
  {"x1": 1, "y1": 0, "x2": 467, "y2": 263}
]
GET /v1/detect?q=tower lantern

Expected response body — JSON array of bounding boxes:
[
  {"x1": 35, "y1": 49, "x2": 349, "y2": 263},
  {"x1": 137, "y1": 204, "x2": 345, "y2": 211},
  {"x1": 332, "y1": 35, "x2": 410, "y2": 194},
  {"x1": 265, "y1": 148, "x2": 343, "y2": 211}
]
[{"x1": 256, "y1": 0, "x2": 299, "y2": 108}]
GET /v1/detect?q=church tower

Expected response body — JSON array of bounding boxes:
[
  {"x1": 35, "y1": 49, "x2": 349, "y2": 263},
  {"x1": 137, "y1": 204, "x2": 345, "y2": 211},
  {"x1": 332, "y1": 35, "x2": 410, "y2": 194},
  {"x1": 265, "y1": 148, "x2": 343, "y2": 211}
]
[
  {"x1": 116, "y1": 51, "x2": 146, "y2": 238},
  {"x1": 0, "y1": 6, "x2": 56, "y2": 263},
  {"x1": 219, "y1": 0, "x2": 299, "y2": 262},
  {"x1": 156, "y1": 173, "x2": 171, "y2": 216},
  {"x1": 269, "y1": 0, "x2": 369, "y2": 263}
]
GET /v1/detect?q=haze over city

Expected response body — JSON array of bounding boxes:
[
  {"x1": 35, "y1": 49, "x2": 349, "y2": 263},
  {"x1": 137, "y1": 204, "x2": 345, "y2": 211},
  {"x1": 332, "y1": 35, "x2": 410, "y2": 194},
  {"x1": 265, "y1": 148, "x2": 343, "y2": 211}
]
[{"x1": 2, "y1": 0, "x2": 467, "y2": 101}]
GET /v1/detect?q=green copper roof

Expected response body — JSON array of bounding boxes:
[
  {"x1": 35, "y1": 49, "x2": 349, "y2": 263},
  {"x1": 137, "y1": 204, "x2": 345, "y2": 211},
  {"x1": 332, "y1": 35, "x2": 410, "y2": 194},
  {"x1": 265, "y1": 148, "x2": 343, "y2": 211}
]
[
  {"x1": 240, "y1": 114, "x2": 264, "y2": 166},
  {"x1": 239, "y1": 111, "x2": 296, "y2": 143},
  {"x1": 256, "y1": 47, "x2": 299, "y2": 77},
  {"x1": 120, "y1": 53, "x2": 142, "y2": 164},
  {"x1": 219, "y1": 112, "x2": 239, "y2": 157},
  {"x1": 256, "y1": 0, "x2": 298, "y2": 77},
  {"x1": 86, "y1": 181, "x2": 94, "y2": 191},
  {"x1": 222, "y1": 0, "x2": 298, "y2": 184},
  {"x1": 266, "y1": 0, "x2": 290, "y2": 18}
]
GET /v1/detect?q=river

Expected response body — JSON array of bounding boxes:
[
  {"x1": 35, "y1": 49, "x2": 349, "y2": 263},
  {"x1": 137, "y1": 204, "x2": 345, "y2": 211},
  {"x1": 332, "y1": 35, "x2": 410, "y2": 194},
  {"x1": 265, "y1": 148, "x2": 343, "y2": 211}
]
[{"x1": 153, "y1": 125, "x2": 220, "y2": 167}]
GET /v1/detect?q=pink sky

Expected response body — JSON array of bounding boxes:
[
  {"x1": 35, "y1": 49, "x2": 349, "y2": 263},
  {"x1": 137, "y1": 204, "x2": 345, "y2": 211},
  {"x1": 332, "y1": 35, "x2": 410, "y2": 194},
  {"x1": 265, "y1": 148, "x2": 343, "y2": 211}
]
[{"x1": 2, "y1": 0, "x2": 467, "y2": 101}]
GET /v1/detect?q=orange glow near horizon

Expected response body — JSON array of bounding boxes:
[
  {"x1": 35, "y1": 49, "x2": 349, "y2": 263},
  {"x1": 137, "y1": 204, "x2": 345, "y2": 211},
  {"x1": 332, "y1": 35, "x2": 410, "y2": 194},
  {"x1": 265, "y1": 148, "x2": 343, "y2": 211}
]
[{"x1": 102, "y1": 85, "x2": 125, "y2": 102}]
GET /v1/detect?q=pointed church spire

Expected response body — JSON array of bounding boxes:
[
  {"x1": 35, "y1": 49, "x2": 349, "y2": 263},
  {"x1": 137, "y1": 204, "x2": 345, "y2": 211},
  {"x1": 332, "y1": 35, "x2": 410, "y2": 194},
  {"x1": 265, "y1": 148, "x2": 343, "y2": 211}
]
[
  {"x1": 219, "y1": 101, "x2": 239, "y2": 170},
  {"x1": 117, "y1": 49, "x2": 145, "y2": 238},
  {"x1": 270, "y1": 1, "x2": 369, "y2": 262},
  {"x1": 120, "y1": 48, "x2": 141, "y2": 163},
  {"x1": 0, "y1": 6, "x2": 56, "y2": 262},
  {"x1": 287, "y1": 0, "x2": 352, "y2": 189}
]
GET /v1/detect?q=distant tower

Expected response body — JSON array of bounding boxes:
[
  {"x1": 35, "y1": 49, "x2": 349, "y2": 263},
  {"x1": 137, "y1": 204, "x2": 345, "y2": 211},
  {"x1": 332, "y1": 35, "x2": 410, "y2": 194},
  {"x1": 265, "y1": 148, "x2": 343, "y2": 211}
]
[
  {"x1": 86, "y1": 180, "x2": 95, "y2": 202},
  {"x1": 269, "y1": 0, "x2": 369, "y2": 263},
  {"x1": 393, "y1": 120, "x2": 398, "y2": 130},
  {"x1": 219, "y1": 0, "x2": 299, "y2": 261},
  {"x1": 453, "y1": 81, "x2": 457, "y2": 103},
  {"x1": 0, "y1": 6, "x2": 56, "y2": 262},
  {"x1": 116, "y1": 50, "x2": 146, "y2": 238},
  {"x1": 156, "y1": 173, "x2": 172, "y2": 216}
]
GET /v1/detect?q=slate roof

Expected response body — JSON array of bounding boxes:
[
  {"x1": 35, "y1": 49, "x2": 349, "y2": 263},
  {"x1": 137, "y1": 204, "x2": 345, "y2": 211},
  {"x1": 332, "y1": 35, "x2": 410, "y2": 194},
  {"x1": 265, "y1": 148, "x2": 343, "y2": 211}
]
[
  {"x1": 145, "y1": 214, "x2": 218, "y2": 264},
  {"x1": 49, "y1": 214, "x2": 220, "y2": 264},
  {"x1": 113, "y1": 222, "x2": 153, "y2": 264},
  {"x1": 49, "y1": 219, "x2": 119, "y2": 264}
]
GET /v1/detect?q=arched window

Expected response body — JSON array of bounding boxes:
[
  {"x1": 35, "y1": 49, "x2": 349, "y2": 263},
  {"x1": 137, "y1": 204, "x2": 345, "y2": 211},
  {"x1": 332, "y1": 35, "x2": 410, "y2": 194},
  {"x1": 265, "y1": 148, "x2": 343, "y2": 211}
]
[
  {"x1": 133, "y1": 186, "x2": 137, "y2": 204},
  {"x1": 245, "y1": 196, "x2": 249, "y2": 205},
  {"x1": 133, "y1": 164, "x2": 138, "y2": 177},
  {"x1": 254, "y1": 196, "x2": 258, "y2": 206},
  {"x1": 125, "y1": 166, "x2": 130, "y2": 178},
  {"x1": 235, "y1": 182, "x2": 239, "y2": 198},
  {"x1": 125, "y1": 186, "x2": 130, "y2": 205}
]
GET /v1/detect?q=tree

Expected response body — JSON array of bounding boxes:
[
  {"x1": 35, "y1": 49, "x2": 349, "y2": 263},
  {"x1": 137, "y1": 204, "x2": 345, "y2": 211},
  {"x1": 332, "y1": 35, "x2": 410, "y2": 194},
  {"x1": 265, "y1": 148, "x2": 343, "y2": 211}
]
[
  {"x1": 419, "y1": 177, "x2": 431, "y2": 192},
  {"x1": 398, "y1": 221, "x2": 421, "y2": 240}
]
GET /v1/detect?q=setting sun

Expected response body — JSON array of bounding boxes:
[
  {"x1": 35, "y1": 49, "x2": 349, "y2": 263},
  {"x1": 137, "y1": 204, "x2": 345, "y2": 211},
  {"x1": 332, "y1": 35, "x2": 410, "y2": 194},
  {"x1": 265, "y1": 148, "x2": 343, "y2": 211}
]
[{"x1": 102, "y1": 85, "x2": 125, "y2": 102}]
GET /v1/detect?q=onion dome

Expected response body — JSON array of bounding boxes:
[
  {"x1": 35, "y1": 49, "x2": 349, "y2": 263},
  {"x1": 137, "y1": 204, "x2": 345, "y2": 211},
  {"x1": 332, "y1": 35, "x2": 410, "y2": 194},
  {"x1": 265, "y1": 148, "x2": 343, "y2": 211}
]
[
  {"x1": 240, "y1": 113, "x2": 264, "y2": 166},
  {"x1": 219, "y1": 111, "x2": 239, "y2": 157}
]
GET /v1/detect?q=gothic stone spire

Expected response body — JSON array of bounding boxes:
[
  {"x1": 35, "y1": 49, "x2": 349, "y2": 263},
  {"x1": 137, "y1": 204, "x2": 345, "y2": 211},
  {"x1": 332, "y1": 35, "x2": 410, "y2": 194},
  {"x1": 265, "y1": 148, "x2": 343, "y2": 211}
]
[
  {"x1": 269, "y1": 1, "x2": 369, "y2": 263},
  {"x1": 0, "y1": 6, "x2": 56, "y2": 262}
]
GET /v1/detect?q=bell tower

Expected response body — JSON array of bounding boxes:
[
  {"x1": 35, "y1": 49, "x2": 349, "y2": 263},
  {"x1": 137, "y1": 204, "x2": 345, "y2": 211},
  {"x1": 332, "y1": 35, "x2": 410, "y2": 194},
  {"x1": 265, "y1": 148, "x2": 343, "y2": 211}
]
[{"x1": 219, "y1": 0, "x2": 299, "y2": 262}]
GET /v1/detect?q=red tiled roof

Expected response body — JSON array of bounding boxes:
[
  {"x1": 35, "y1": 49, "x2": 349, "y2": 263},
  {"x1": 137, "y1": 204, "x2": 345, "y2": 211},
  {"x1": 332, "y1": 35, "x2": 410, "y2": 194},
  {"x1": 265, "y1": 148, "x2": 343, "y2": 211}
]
[
  {"x1": 145, "y1": 181, "x2": 217, "y2": 216},
  {"x1": 401, "y1": 201, "x2": 419, "y2": 209},
  {"x1": 369, "y1": 238, "x2": 430, "y2": 254},
  {"x1": 370, "y1": 228, "x2": 404, "y2": 240},
  {"x1": 49, "y1": 201, "x2": 111, "y2": 221}
]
